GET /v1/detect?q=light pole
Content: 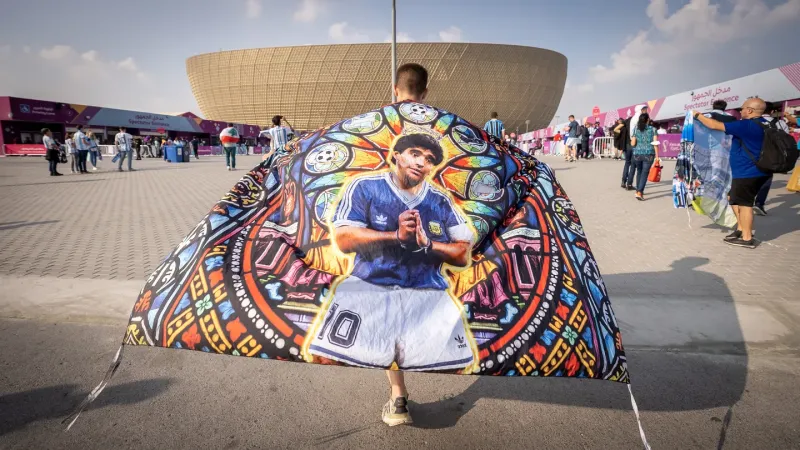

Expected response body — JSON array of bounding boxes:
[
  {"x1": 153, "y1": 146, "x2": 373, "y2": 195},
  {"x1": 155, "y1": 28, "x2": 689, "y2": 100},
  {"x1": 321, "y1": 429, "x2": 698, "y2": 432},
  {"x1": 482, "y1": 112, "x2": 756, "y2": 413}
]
[
  {"x1": 525, "y1": 119, "x2": 530, "y2": 133},
  {"x1": 391, "y1": 0, "x2": 397, "y2": 102}
]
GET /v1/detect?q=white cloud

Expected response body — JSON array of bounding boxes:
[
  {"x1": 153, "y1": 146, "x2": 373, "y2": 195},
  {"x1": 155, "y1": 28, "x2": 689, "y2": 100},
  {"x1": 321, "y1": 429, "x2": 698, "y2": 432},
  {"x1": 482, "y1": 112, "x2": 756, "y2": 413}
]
[
  {"x1": 294, "y1": 0, "x2": 323, "y2": 22},
  {"x1": 328, "y1": 22, "x2": 370, "y2": 43},
  {"x1": 384, "y1": 32, "x2": 415, "y2": 43},
  {"x1": 438, "y1": 26, "x2": 463, "y2": 42},
  {"x1": 22, "y1": 46, "x2": 30, "y2": 54},
  {"x1": 245, "y1": 0, "x2": 262, "y2": 19},
  {"x1": 81, "y1": 50, "x2": 98, "y2": 62},
  {"x1": 39, "y1": 45, "x2": 74, "y2": 60},
  {"x1": 117, "y1": 56, "x2": 138, "y2": 71},
  {"x1": 587, "y1": 0, "x2": 800, "y2": 85}
]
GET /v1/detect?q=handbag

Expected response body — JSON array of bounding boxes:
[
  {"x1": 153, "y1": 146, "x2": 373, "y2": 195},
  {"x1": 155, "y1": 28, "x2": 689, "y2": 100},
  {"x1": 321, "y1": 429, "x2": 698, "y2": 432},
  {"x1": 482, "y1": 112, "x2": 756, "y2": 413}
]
[
  {"x1": 788, "y1": 165, "x2": 800, "y2": 192},
  {"x1": 648, "y1": 158, "x2": 663, "y2": 183}
]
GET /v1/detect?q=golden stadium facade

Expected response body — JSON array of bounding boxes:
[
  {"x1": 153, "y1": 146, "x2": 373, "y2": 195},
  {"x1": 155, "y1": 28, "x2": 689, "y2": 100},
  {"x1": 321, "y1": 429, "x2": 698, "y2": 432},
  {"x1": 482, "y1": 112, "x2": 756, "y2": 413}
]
[{"x1": 187, "y1": 43, "x2": 567, "y2": 133}]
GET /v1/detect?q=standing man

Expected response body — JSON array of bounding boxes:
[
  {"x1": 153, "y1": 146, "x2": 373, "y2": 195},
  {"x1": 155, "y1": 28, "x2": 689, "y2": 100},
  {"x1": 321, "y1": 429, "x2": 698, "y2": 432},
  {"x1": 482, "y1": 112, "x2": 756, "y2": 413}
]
[
  {"x1": 73, "y1": 124, "x2": 90, "y2": 174},
  {"x1": 753, "y1": 102, "x2": 791, "y2": 216},
  {"x1": 220, "y1": 123, "x2": 240, "y2": 171},
  {"x1": 191, "y1": 136, "x2": 200, "y2": 159},
  {"x1": 565, "y1": 115, "x2": 579, "y2": 162},
  {"x1": 259, "y1": 116, "x2": 295, "y2": 164},
  {"x1": 483, "y1": 112, "x2": 505, "y2": 141},
  {"x1": 692, "y1": 98, "x2": 772, "y2": 249},
  {"x1": 42, "y1": 128, "x2": 62, "y2": 176},
  {"x1": 114, "y1": 126, "x2": 134, "y2": 172}
]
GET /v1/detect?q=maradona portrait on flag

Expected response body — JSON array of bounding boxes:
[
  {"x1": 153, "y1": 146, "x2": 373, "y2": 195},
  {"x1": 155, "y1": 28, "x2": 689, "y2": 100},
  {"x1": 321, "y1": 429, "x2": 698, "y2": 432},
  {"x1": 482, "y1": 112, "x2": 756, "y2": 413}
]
[
  {"x1": 122, "y1": 101, "x2": 628, "y2": 382},
  {"x1": 309, "y1": 127, "x2": 479, "y2": 372}
]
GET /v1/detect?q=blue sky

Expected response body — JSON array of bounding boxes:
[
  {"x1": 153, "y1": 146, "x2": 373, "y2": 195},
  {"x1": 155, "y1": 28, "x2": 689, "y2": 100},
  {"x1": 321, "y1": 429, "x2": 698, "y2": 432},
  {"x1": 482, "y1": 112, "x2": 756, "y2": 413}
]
[{"x1": 1, "y1": 0, "x2": 798, "y2": 126}]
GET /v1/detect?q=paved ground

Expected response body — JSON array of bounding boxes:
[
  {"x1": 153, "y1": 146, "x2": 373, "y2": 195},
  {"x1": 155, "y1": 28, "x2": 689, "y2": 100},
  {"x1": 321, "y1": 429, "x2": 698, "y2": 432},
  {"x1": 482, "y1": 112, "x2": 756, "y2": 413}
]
[{"x1": 0, "y1": 155, "x2": 799, "y2": 449}]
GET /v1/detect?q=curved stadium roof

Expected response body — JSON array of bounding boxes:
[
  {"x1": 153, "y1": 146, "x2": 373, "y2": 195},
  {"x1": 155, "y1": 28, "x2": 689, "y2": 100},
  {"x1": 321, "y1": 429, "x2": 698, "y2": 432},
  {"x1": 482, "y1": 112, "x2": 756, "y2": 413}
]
[{"x1": 187, "y1": 43, "x2": 567, "y2": 133}]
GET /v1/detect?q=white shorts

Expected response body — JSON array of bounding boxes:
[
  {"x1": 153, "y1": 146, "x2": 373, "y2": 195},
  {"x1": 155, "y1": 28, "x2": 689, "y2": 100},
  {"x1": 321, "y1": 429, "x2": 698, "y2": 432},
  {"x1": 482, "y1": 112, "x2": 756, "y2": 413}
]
[
  {"x1": 566, "y1": 137, "x2": 581, "y2": 147},
  {"x1": 308, "y1": 277, "x2": 475, "y2": 371}
]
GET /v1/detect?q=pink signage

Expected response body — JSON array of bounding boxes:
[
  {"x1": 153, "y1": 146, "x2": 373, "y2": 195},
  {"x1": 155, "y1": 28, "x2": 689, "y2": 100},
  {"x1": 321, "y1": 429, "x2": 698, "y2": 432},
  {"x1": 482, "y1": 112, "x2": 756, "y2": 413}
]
[{"x1": 4, "y1": 144, "x2": 46, "y2": 155}]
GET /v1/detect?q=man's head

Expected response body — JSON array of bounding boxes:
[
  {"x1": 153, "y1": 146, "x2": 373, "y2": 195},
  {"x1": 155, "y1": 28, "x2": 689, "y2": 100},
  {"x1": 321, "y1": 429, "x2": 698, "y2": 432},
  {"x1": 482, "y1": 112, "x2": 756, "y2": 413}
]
[
  {"x1": 491, "y1": 111, "x2": 498, "y2": 119},
  {"x1": 569, "y1": 115, "x2": 575, "y2": 121},
  {"x1": 272, "y1": 115, "x2": 282, "y2": 126},
  {"x1": 712, "y1": 100, "x2": 728, "y2": 111},
  {"x1": 227, "y1": 123, "x2": 234, "y2": 128},
  {"x1": 391, "y1": 133, "x2": 443, "y2": 188},
  {"x1": 740, "y1": 98, "x2": 766, "y2": 119},
  {"x1": 394, "y1": 63, "x2": 428, "y2": 102},
  {"x1": 640, "y1": 106, "x2": 648, "y2": 114},
  {"x1": 119, "y1": 126, "x2": 126, "y2": 132},
  {"x1": 76, "y1": 124, "x2": 83, "y2": 131},
  {"x1": 41, "y1": 128, "x2": 51, "y2": 136}
]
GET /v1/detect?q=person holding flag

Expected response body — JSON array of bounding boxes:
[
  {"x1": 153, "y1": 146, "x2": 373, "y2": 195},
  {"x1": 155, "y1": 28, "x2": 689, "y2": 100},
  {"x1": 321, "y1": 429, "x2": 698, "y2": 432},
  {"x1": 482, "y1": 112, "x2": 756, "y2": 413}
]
[{"x1": 220, "y1": 123, "x2": 240, "y2": 171}]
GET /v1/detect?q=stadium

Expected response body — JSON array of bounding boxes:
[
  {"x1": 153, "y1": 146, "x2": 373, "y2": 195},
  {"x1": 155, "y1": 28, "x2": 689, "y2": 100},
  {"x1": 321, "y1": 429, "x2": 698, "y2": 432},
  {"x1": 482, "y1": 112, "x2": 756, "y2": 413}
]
[{"x1": 186, "y1": 43, "x2": 567, "y2": 133}]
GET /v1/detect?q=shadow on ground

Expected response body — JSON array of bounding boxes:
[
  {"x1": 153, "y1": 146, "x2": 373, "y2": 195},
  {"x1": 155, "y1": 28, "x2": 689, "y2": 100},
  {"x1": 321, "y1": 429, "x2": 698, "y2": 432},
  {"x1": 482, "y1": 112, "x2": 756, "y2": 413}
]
[
  {"x1": 411, "y1": 256, "x2": 746, "y2": 430},
  {"x1": 0, "y1": 220, "x2": 60, "y2": 231},
  {"x1": 0, "y1": 378, "x2": 173, "y2": 436}
]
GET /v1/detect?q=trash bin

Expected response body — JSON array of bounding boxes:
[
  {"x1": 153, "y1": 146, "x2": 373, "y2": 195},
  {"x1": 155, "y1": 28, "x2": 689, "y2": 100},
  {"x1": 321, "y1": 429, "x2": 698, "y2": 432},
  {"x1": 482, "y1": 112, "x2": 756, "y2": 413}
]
[
  {"x1": 164, "y1": 145, "x2": 178, "y2": 162},
  {"x1": 181, "y1": 145, "x2": 191, "y2": 162},
  {"x1": 175, "y1": 145, "x2": 185, "y2": 163}
]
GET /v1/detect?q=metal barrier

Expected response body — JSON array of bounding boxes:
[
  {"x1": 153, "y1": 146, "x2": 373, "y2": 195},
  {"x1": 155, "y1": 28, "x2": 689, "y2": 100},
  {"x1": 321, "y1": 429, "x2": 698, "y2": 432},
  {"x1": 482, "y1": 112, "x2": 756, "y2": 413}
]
[{"x1": 592, "y1": 137, "x2": 617, "y2": 158}]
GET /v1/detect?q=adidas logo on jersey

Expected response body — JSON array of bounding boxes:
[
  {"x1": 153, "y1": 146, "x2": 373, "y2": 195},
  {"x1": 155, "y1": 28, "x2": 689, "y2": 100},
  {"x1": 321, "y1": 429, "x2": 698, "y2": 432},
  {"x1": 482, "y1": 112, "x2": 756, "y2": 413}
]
[
  {"x1": 375, "y1": 214, "x2": 388, "y2": 226},
  {"x1": 454, "y1": 335, "x2": 467, "y2": 349}
]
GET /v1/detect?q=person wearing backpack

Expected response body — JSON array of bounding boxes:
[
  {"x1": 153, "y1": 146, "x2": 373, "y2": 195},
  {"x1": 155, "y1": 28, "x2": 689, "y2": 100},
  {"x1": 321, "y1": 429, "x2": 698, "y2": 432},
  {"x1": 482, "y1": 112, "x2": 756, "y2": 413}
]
[
  {"x1": 692, "y1": 98, "x2": 799, "y2": 249},
  {"x1": 752, "y1": 104, "x2": 792, "y2": 215}
]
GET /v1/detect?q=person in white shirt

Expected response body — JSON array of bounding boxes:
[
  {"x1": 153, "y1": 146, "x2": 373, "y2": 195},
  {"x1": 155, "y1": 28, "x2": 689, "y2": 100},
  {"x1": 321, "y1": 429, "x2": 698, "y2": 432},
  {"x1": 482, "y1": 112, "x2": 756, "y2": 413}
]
[
  {"x1": 657, "y1": 126, "x2": 667, "y2": 135},
  {"x1": 259, "y1": 115, "x2": 295, "y2": 163},
  {"x1": 114, "y1": 126, "x2": 134, "y2": 172},
  {"x1": 42, "y1": 128, "x2": 63, "y2": 176},
  {"x1": 73, "y1": 125, "x2": 90, "y2": 173},
  {"x1": 65, "y1": 133, "x2": 78, "y2": 173}
]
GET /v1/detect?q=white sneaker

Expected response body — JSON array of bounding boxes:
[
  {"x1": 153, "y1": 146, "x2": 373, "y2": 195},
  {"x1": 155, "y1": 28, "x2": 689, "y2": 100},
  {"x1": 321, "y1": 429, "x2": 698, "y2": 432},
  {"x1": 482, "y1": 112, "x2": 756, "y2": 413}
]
[
  {"x1": 92, "y1": 167, "x2": 98, "y2": 171},
  {"x1": 226, "y1": 166, "x2": 231, "y2": 171}
]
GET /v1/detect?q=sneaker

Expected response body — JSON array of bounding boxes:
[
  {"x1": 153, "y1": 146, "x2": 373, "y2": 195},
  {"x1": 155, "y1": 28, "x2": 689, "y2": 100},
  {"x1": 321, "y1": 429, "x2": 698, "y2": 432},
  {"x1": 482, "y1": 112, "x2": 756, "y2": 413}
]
[
  {"x1": 626, "y1": 185, "x2": 634, "y2": 191},
  {"x1": 620, "y1": 183, "x2": 627, "y2": 189},
  {"x1": 118, "y1": 168, "x2": 124, "y2": 172},
  {"x1": 635, "y1": 191, "x2": 644, "y2": 201},
  {"x1": 92, "y1": 167, "x2": 98, "y2": 171},
  {"x1": 753, "y1": 205, "x2": 767, "y2": 216},
  {"x1": 724, "y1": 230, "x2": 742, "y2": 242},
  {"x1": 725, "y1": 237, "x2": 757, "y2": 249},
  {"x1": 54, "y1": 172, "x2": 63, "y2": 176},
  {"x1": 227, "y1": 166, "x2": 231, "y2": 171},
  {"x1": 382, "y1": 397, "x2": 412, "y2": 426}
]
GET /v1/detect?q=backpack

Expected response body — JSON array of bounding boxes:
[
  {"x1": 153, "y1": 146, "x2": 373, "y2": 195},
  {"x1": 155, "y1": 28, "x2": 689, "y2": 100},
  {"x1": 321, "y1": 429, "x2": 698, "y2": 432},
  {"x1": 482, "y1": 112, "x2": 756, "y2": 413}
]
[
  {"x1": 740, "y1": 118, "x2": 799, "y2": 174},
  {"x1": 576, "y1": 125, "x2": 585, "y2": 138}
]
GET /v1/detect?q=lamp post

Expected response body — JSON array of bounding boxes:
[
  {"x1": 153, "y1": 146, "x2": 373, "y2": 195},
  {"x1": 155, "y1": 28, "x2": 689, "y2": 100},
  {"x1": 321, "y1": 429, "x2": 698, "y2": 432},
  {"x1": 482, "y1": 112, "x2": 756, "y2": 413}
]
[
  {"x1": 525, "y1": 119, "x2": 530, "y2": 133},
  {"x1": 391, "y1": 0, "x2": 397, "y2": 102}
]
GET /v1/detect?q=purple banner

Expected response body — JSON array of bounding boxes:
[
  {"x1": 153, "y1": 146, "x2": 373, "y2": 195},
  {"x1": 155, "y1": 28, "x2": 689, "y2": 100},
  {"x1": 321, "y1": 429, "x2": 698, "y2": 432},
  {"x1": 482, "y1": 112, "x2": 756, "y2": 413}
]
[{"x1": 657, "y1": 134, "x2": 682, "y2": 158}]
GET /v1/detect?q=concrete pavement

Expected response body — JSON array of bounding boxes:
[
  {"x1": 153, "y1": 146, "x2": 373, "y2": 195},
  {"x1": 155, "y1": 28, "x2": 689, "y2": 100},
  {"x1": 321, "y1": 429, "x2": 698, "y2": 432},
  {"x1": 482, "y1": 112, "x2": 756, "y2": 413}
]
[{"x1": 0, "y1": 155, "x2": 798, "y2": 449}]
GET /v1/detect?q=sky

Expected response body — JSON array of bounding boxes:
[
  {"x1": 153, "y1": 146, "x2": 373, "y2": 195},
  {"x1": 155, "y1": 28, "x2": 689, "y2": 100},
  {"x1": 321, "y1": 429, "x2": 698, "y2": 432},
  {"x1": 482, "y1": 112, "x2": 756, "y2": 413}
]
[{"x1": 1, "y1": 0, "x2": 798, "y2": 127}]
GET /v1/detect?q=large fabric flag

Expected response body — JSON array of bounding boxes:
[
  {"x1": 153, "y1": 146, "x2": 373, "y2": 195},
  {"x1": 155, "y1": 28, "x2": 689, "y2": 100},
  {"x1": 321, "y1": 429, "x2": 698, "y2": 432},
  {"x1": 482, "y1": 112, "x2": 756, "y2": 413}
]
[
  {"x1": 67, "y1": 102, "x2": 639, "y2": 438},
  {"x1": 673, "y1": 112, "x2": 737, "y2": 228}
]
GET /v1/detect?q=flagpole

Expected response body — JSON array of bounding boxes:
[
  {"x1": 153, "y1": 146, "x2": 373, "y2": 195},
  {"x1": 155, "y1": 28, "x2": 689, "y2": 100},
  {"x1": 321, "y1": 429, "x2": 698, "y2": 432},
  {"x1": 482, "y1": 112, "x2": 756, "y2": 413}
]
[{"x1": 391, "y1": 0, "x2": 397, "y2": 102}]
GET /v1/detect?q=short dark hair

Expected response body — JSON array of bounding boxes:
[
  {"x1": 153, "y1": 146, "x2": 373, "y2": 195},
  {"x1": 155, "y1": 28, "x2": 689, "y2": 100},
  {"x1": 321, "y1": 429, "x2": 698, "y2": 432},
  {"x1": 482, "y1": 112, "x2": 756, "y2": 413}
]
[
  {"x1": 569, "y1": 115, "x2": 575, "y2": 119},
  {"x1": 119, "y1": 126, "x2": 126, "y2": 131},
  {"x1": 272, "y1": 115, "x2": 282, "y2": 126},
  {"x1": 712, "y1": 100, "x2": 727, "y2": 111},
  {"x1": 393, "y1": 133, "x2": 443, "y2": 166},
  {"x1": 41, "y1": 128, "x2": 50, "y2": 134},
  {"x1": 76, "y1": 124, "x2": 83, "y2": 130},
  {"x1": 396, "y1": 63, "x2": 428, "y2": 97},
  {"x1": 227, "y1": 123, "x2": 234, "y2": 127},
  {"x1": 491, "y1": 111, "x2": 498, "y2": 119}
]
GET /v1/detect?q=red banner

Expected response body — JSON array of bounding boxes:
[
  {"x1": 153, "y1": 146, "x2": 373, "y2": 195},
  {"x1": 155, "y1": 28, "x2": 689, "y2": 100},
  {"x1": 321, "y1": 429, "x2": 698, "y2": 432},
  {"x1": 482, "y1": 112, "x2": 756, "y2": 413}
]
[{"x1": 4, "y1": 144, "x2": 47, "y2": 155}]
